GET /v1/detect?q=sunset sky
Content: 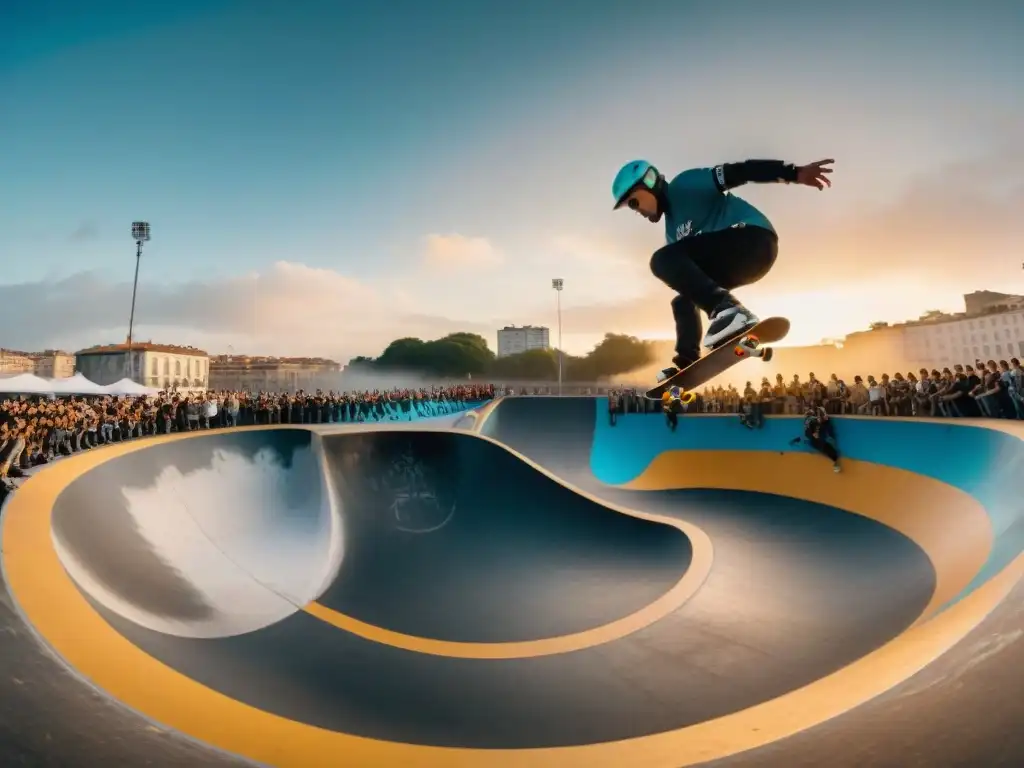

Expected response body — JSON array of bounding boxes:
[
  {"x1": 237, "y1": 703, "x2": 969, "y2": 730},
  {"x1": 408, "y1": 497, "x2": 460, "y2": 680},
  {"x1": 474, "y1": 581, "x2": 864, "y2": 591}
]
[{"x1": 2, "y1": 1, "x2": 1023, "y2": 362}]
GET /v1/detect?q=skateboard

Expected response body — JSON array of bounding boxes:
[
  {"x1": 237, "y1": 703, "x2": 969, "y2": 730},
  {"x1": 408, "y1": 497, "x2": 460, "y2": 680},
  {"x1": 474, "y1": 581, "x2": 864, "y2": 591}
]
[{"x1": 645, "y1": 317, "x2": 790, "y2": 400}]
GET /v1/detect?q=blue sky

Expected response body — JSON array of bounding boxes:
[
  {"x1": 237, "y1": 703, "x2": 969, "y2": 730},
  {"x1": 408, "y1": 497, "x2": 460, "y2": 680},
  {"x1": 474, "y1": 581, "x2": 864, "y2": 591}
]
[{"x1": 2, "y1": 1, "x2": 1023, "y2": 359}]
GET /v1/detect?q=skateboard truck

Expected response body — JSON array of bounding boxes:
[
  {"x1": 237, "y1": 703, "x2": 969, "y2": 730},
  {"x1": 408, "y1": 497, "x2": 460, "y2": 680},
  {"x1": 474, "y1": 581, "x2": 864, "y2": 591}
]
[
  {"x1": 732, "y1": 334, "x2": 774, "y2": 362},
  {"x1": 666, "y1": 386, "x2": 697, "y2": 404}
]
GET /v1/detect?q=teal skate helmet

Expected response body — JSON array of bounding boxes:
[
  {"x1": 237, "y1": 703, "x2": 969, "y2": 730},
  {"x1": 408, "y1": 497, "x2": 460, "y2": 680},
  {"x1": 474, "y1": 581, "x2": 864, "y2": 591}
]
[{"x1": 612, "y1": 160, "x2": 661, "y2": 209}]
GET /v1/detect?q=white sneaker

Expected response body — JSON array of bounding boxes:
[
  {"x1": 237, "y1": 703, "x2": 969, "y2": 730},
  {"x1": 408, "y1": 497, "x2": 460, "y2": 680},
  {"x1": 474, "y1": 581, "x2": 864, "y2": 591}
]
[{"x1": 703, "y1": 304, "x2": 759, "y2": 350}]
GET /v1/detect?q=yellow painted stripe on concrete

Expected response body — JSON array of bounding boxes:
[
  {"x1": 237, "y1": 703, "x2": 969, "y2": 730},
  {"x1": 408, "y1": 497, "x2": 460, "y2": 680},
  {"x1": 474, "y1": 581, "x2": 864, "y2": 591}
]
[
  {"x1": 307, "y1": 430, "x2": 716, "y2": 659},
  {"x1": 621, "y1": 451, "x2": 993, "y2": 624},
  {"x1": 304, "y1": 428, "x2": 713, "y2": 658}
]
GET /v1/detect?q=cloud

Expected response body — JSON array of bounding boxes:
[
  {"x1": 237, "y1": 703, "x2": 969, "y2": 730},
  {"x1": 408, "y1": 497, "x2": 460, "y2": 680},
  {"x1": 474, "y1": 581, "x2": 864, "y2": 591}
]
[
  {"x1": 769, "y1": 124, "x2": 1024, "y2": 288},
  {"x1": 559, "y1": 290, "x2": 674, "y2": 336},
  {"x1": 549, "y1": 232, "x2": 648, "y2": 278},
  {"x1": 69, "y1": 221, "x2": 98, "y2": 242},
  {"x1": 550, "y1": 234, "x2": 639, "y2": 270},
  {"x1": 0, "y1": 261, "x2": 490, "y2": 362},
  {"x1": 398, "y1": 313, "x2": 494, "y2": 336},
  {"x1": 422, "y1": 233, "x2": 502, "y2": 269},
  {"x1": 544, "y1": 232, "x2": 653, "y2": 303}
]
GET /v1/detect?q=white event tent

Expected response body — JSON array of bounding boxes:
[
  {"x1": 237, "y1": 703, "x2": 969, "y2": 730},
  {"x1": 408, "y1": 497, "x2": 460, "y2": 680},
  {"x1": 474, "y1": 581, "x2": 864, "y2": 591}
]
[
  {"x1": 0, "y1": 373, "x2": 56, "y2": 394},
  {"x1": 103, "y1": 377, "x2": 162, "y2": 396},
  {"x1": 46, "y1": 372, "x2": 110, "y2": 396},
  {"x1": 0, "y1": 372, "x2": 161, "y2": 397}
]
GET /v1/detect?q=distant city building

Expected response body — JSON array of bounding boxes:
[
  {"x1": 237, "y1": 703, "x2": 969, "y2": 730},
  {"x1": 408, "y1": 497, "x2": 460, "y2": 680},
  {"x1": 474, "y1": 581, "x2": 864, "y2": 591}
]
[
  {"x1": 963, "y1": 290, "x2": 1024, "y2": 315},
  {"x1": 0, "y1": 349, "x2": 36, "y2": 375},
  {"x1": 208, "y1": 355, "x2": 341, "y2": 392},
  {"x1": 652, "y1": 289, "x2": 1024, "y2": 389},
  {"x1": 897, "y1": 306, "x2": 1024, "y2": 367},
  {"x1": 813, "y1": 290, "x2": 1024, "y2": 374},
  {"x1": 30, "y1": 350, "x2": 76, "y2": 379},
  {"x1": 75, "y1": 342, "x2": 210, "y2": 390},
  {"x1": 496, "y1": 325, "x2": 550, "y2": 358}
]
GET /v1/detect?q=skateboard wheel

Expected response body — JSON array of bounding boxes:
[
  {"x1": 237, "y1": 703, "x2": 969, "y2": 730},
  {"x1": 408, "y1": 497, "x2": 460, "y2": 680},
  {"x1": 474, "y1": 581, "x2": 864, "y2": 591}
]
[
  {"x1": 736, "y1": 334, "x2": 760, "y2": 353},
  {"x1": 761, "y1": 347, "x2": 774, "y2": 362}
]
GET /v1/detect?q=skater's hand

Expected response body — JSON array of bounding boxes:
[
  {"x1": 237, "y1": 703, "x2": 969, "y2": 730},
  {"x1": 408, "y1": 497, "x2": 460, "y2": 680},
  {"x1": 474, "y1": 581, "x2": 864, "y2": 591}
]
[{"x1": 795, "y1": 159, "x2": 834, "y2": 190}]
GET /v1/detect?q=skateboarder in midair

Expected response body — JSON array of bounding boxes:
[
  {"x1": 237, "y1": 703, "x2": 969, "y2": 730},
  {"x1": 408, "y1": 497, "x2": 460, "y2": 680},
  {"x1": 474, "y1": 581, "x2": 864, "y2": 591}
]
[{"x1": 612, "y1": 157, "x2": 834, "y2": 383}]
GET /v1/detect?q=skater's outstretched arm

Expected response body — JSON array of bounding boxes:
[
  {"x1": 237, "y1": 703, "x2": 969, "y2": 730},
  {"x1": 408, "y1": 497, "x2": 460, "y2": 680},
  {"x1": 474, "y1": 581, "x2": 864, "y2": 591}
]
[{"x1": 713, "y1": 159, "x2": 834, "y2": 191}]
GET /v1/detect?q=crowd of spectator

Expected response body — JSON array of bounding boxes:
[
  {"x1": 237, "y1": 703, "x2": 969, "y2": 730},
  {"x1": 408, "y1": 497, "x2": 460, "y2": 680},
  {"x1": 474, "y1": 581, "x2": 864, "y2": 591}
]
[
  {"x1": 6, "y1": 361, "x2": 1023, "y2": 498},
  {"x1": 608, "y1": 358, "x2": 1024, "y2": 421},
  {"x1": 0, "y1": 385, "x2": 495, "y2": 500}
]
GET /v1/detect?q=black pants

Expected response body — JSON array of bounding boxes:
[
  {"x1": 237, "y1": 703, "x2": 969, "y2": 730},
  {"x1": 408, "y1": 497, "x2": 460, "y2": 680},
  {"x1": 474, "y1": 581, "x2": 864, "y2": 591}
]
[
  {"x1": 809, "y1": 436, "x2": 838, "y2": 462},
  {"x1": 741, "y1": 401, "x2": 764, "y2": 428},
  {"x1": 807, "y1": 420, "x2": 838, "y2": 462},
  {"x1": 649, "y1": 226, "x2": 778, "y2": 366}
]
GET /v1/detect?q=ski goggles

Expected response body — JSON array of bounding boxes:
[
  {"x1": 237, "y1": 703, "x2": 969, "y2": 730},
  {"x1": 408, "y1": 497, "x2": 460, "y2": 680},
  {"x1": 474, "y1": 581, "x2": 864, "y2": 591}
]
[{"x1": 619, "y1": 167, "x2": 660, "y2": 209}]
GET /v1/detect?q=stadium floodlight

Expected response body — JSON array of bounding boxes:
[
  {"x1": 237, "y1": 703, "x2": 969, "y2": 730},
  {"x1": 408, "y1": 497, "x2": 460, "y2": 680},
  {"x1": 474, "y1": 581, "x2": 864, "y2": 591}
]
[
  {"x1": 551, "y1": 279, "x2": 564, "y2": 395},
  {"x1": 126, "y1": 222, "x2": 151, "y2": 378}
]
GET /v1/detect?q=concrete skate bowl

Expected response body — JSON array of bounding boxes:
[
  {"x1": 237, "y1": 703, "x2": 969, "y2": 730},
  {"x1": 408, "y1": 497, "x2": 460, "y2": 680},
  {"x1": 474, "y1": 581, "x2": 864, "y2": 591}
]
[
  {"x1": 2, "y1": 424, "x2": 707, "y2": 766},
  {"x1": 472, "y1": 396, "x2": 1024, "y2": 765},
  {"x1": 0, "y1": 404, "x2": 1022, "y2": 767}
]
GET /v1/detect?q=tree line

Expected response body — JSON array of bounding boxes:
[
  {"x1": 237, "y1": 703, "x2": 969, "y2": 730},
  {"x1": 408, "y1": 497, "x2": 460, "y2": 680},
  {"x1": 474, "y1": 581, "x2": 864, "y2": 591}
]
[{"x1": 348, "y1": 332, "x2": 657, "y2": 382}]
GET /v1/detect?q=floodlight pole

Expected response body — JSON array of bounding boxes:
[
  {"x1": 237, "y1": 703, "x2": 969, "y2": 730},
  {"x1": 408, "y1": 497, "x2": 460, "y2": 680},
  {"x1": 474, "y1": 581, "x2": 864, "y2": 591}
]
[
  {"x1": 127, "y1": 222, "x2": 150, "y2": 379},
  {"x1": 552, "y1": 278, "x2": 564, "y2": 395}
]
